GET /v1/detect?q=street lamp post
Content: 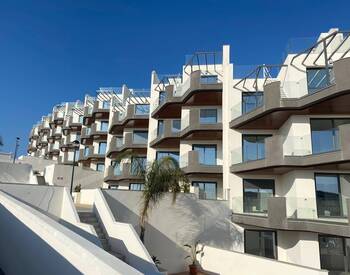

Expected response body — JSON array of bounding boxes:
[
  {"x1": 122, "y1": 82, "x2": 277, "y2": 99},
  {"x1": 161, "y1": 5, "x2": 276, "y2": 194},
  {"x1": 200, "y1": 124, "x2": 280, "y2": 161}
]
[
  {"x1": 13, "y1": 137, "x2": 20, "y2": 164},
  {"x1": 70, "y1": 140, "x2": 80, "y2": 195}
]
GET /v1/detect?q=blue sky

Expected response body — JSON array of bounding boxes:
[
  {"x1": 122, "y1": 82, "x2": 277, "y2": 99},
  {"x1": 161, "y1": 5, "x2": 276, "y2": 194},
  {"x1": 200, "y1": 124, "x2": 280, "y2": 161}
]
[{"x1": 0, "y1": 0, "x2": 349, "y2": 156}]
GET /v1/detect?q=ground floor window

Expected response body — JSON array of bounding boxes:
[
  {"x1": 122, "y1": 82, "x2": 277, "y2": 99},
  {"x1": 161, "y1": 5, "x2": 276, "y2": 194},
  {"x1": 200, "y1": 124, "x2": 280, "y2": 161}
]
[
  {"x1": 129, "y1": 183, "x2": 144, "y2": 191},
  {"x1": 243, "y1": 179, "x2": 274, "y2": 214},
  {"x1": 192, "y1": 181, "x2": 217, "y2": 200},
  {"x1": 96, "y1": 163, "x2": 105, "y2": 172},
  {"x1": 319, "y1": 235, "x2": 350, "y2": 274},
  {"x1": 245, "y1": 230, "x2": 277, "y2": 259}
]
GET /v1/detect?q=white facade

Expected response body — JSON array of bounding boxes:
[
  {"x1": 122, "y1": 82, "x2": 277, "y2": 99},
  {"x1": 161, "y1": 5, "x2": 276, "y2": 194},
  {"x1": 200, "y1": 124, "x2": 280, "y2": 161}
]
[{"x1": 26, "y1": 28, "x2": 350, "y2": 274}]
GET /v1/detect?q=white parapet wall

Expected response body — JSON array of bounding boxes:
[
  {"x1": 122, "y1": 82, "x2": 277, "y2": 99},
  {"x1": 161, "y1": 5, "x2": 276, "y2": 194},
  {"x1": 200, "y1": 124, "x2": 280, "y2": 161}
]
[
  {"x1": 44, "y1": 164, "x2": 104, "y2": 189},
  {"x1": 198, "y1": 245, "x2": 328, "y2": 275},
  {"x1": 0, "y1": 190, "x2": 142, "y2": 275},
  {"x1": 0, "y1": 162, "x2": 34, "y2": 184},
  {"x1": 0, "y1": 183, "x2": 97, "y2": 243},
  {"x1": 93, "y1": 189, "x2": 161, "y2": 275}
]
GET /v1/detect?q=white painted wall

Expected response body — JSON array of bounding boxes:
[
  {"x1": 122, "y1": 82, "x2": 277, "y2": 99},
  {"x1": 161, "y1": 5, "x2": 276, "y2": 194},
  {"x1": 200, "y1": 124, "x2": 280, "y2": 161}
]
[
  {"x1": 0, "y1": 190, "x2": 142, "y2": 275},
  {"x1": 198, "y1": 245, "x2": 327, "y2": 275}
]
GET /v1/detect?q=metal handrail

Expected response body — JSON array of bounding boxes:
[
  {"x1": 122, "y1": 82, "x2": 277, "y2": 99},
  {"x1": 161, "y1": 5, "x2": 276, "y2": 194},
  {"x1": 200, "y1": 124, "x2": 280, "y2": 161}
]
[
  {"x1": 183, "y1": 51, "x2": 223, "y2": 77},
  {"x1": 154, "y1": 74, "x2": 182, "y2": 92},
  {"x1": 290, "y1": 30, "x2": 350, "y2": 71},
  {"x1": 233, "y1": 64, "x2": 287, "y2": 91}
]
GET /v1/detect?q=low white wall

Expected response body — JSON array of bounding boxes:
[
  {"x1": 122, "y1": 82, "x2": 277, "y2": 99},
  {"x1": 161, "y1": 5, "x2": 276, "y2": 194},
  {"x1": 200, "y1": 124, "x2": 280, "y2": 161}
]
[
  {"x1": 0, "y1": 162, "x2": 32, "y2": 184},
  {"x1": 199, "y1": 245, "x2": 327, "y2": 275},
  {"x1": 0, "y1": 191, "x2": 142, "y2": 275},
  {"x1": 0, "y1": 183, "x2": 97, "y2": 242},
  {"x1": 93, "y1": 189, "x2": 161, "y2": 275},
  {"x1": 44, "y1": 164, "x2": 103, "y2": 189},
  {"x1": 17, "y1": 155, "x2": 56, "y2": 172},
  {"x1": 102, "y1": 190, "x2": 236, "y2": 274},
  {"x1": 73, "y1": 188, "x2": 97, "y2": 205}
]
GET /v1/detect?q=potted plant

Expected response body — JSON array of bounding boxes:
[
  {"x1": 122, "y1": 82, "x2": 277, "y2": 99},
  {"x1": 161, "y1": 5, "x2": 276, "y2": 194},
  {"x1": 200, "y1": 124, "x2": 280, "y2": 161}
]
[{"x1": 184, "y1": 240, "x2": 203, "y2": 275}]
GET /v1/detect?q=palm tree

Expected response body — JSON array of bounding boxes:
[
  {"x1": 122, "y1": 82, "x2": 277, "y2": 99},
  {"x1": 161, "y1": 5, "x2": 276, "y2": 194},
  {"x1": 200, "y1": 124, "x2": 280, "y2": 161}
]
[{"x1": 114, "y1": 151, "x2": 189, "y2": 242}]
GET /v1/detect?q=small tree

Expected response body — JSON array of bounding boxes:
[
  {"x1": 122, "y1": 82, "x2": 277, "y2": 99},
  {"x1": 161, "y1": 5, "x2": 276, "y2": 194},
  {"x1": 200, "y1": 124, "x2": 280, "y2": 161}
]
[{"x1": 114, "y1": 151, "x2": 189, "y2": 242}]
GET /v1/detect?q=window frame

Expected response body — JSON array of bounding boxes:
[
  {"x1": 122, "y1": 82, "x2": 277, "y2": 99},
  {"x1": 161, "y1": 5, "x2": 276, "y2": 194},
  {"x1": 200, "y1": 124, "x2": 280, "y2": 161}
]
[{"x1": 244, "y1": 229, "x2": 278, "y2": 260}]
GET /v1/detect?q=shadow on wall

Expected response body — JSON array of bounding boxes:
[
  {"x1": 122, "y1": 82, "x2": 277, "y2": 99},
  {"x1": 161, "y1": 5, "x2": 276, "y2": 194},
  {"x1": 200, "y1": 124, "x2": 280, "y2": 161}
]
[
  {"x1": 102, "y1": 190, "x2": 243, "y2": 273},
  {"x1": 0, "y1": 205, "x2": 81, "y2": 275}
]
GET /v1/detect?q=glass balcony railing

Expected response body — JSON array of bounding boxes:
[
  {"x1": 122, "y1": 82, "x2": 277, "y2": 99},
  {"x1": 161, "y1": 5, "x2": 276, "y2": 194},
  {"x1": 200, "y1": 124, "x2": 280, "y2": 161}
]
[
  {"x1": 231, "y1": 197, "x2": 269, "y2": 216},
  {"x1": 286, "y1": 196, "x2": 349, "y2": 220}
]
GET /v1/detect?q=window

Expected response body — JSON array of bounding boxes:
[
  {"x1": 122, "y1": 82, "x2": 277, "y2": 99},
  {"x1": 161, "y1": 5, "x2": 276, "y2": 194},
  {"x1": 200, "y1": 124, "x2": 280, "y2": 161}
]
[
  {"x1": 159, "y1": 91, "x2": 167, "y2": 106},
  {"x1": 96, "y1": 163, "x2": 105, "y2": 172},
  {"x1": 135, "y1": 104, "x2": 150, "y2": 115},
  {"x1": 157, "y1": 120, "x2": 164, "y2": 137},
  {"x1": 112, "y1": 161, "x2": 121, "y2": 176},
  {"x1": 200, "y1": 75, "x2": 218, "y2": 84},
  {"x1": 131, "y1": 157, "x2": 147, "y2": 175},
  {"x1": 116, "y1": 136, "x2": 123, "y2": 147},
  {"x1": 200, "y1": 109, "x2": 217, "y2": 124},
  {"x1": 307, "y1": 67, "x2": 334, "y2": 94},
  {"x1": 74, "y1": 150, "x2": 80, "y2": 161},
  {"x1": 242, "y1": 135, "x2": 270, "y2": 162},
  {"x1": 100, "y1": 121, "x2": 109, "y2": 131},
  {"x1": 85, "y1": 127, "x2": 91, "y2": 135},
  {"x1": 192, "y1": 181, "x2": 217, "y2": 200},
  {"x1": 172, "y1": 120, "x2": 181, "y2": 133},
  {"x1": 319, "y1": 235, "x2": 349, "y2": 273},
  {"x1": 242, "y1": 92, "x2": 263, "y2": 114},
  {"x1": 129, "y1": 183, "x2": 144, "y2": 191},
  {"x1": 156, "y1": 151, "x2": 179, "y2": 163},
  {"x1": 75, "y1": 133, "x2": 81, "y2": 142},
  {"x1": 98, "y1": 142, "x2": 107, "y2": 154},
  {"x1": 315, "y1": 174, "x2": 345, "y2": 217},
  {"x1": 311, "y1": 119, "x2": 350, "y2": 154},
  {"x1": 102, "y1": 101, "x2": 110, "y2": 109},
  {"x1": 133, "y1": 131, "x2": 148, "y2": 144},
  {"x1": 84, "y1": 147, "x2": 90, "y2": 157},
  {"x1": 243, "y1": 179, "x2": 274, "y2": 214},
  {"x1": 78, "y1": 115, "x2": 84, "y2": 124},
  {"x1": 245, "y1": 230, "x2": 277, "y2": 259},
  {"x1": 192, "y1": 144, "x2": 217, "y2": 165}
]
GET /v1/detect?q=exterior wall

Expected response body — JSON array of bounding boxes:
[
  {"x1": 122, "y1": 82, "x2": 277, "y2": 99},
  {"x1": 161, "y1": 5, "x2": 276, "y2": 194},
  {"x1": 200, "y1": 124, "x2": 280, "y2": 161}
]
[
  {"x1": 44, "y1": 164, "x2": 103, "y2": 189},
  {"x1": 102, "y1": 189, "x2": 238, "y2": 273}
]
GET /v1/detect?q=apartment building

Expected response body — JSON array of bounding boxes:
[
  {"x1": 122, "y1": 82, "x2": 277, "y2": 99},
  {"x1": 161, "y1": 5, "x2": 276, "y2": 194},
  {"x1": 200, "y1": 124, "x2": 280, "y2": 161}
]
[
  {"x1": 26, "y1": 28, "x2": 350, "y2": 274},
  {"x1": 78, "y1": 89, "x2": 116, "y2": 171},
  {"x1": 59, "y1": 101, "x2": 84, "y2": 165},
  {"x1": 104, "y1": 86, "x2": 150, "y2": 190},
  {"x1": 228, "y1": 29, "x2": 350, "y2": 274},
  {"x1": 148, "y1": 50, "x2": 230, "y2": 200}
]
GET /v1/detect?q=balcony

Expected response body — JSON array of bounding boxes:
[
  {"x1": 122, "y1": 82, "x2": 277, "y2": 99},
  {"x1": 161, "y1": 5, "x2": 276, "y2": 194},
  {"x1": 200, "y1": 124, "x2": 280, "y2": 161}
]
[
  {"x1": 231, "y1": 196, "x2": 350, "y2": 237},
  {"x1": 50, "y1": 111, "x2": 65, "y2": 127},
  {"x1": 83, "y1": 106, "x2": 94, "y2": 126},
  {"x1": 180, "y1": 108, "x2": 222, "y2": 140},
  {"x1": 230, "y1": 57, "x2": 350, "y2": 130},
  {"x1": 47, "y1": 142, "x2": 60, "y2": 155},
  {"x1": 90, "y1": 123, "x2": 108, "y2": 140},
  {"x1": 151, "y1": 70, "x2": 222, "y2": 119},
  {"x1": 104, "y1": 163, "x2": 143, "y2": 183},
  {"x1": 81, "y1": 127, "x2": 93, "y2": 145},
  {"x1": 58, "y1": 151, "x2": 77, "y2": 165},
  {"x1": 78, "y1": 146, "x2": 104, "y2": 163},
  {"x1": 149, "y1": 120, "x2": 181, "y2": 148},
  {"x1": 180, "y1": 150, "x2": 222, "y2": 175},
  {"x1": 60, "y1": 134, "x2": 80, "y2": 152},
  {"x1": 109, "y1": 104, "x2": 149, "y2": 135},
  {"x1": 107, "y1": 133, "x2": 148, "y2": 158},
  {"x1": 230, "y1": 123, "x2": 350, "y2": 174},
  {"x1": 38, "y1": 124, "x2": 50, "y2": 134},
  {"x1": 92, "y1": 101, "x2": 110, "y2": 120},
  {"x1": 37, "y1": 134, "x2": 49, "y2": 147},
  {"x1": 62, "y1": 116, "x2": 82, "y2": 135}
]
